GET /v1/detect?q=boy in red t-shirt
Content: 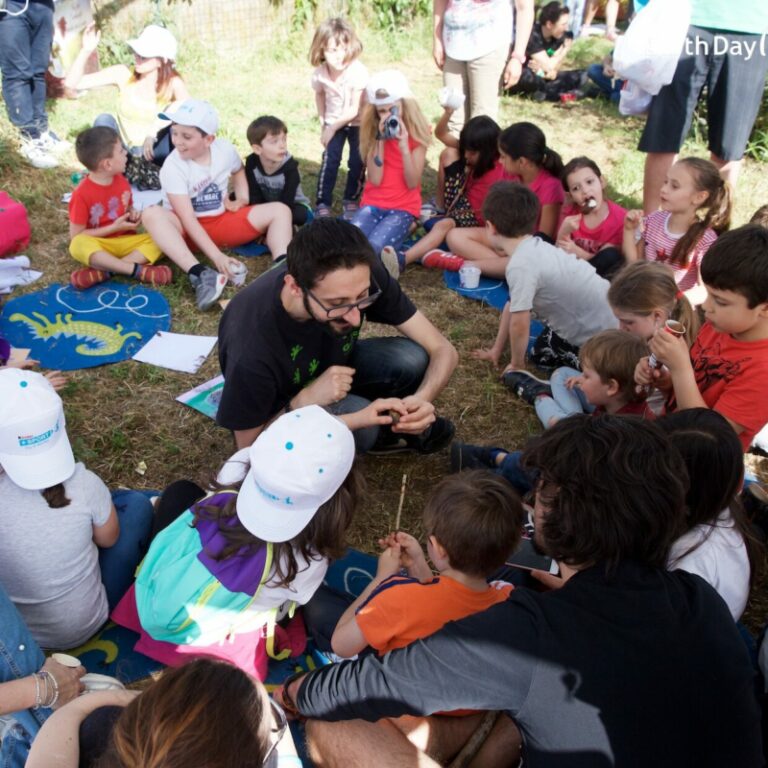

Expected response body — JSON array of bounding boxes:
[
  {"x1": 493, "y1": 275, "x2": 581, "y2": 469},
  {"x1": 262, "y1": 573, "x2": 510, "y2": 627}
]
[
  {"x1": 331, "y1": 471, "x2": 522, "y2": 659},
  {"x1": 69, "y1": 126, "x2": 169, "y2": 289},
  {"x1": 636, "y1": 224, "x2": 768, "y2": 450}
]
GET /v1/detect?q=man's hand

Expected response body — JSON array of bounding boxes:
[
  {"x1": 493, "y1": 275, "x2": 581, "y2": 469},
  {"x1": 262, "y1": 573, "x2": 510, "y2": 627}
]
[
  {"x1": 338, "y1": 398, "x2": 408, "y2": 432},
  {"x1": 530, "y1": 561, "x2": 577, "y2": 590},
  {"x1": 391, "y1": 395, "x2": 435, "y2": 435},
  {"x1": 303, "y1": 365, "x2": 355, "y2": 406}
]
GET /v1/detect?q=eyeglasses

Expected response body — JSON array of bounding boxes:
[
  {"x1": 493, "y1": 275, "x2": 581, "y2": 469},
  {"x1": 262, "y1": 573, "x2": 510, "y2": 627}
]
[
  {"x1": 305, "y1": 277, "x2": 382, "y2": 320},
  {"x1": 262, "y1": 698, "x2": 288, "y2": 765}
]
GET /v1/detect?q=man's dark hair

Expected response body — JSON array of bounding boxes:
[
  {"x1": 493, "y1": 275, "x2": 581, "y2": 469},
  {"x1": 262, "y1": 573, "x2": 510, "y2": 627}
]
[
  {"x1": 422, "y1": 470, "x2": 523, "y2": 578},
  {"x1": 286, "y1": 218, "x2": 376, "y2": 290},
  {"x1": 75, "y1": 126, "x2": 120, "y2": 172},
  {"x1": 700, "y1": 224, "x2": 768, "y2": 308},
  {"x1": 539, "y1": 1, "x2": 569, "y2": 25},
  {"x1": 521, "y1": 414, "x2": 688, "y2": 573},
  {"x1": 247, "y1": 115, "x2": 288, "y2": 146},
  {"x1": 482, "y1": 181, "x2": 540, "y2": 237}
]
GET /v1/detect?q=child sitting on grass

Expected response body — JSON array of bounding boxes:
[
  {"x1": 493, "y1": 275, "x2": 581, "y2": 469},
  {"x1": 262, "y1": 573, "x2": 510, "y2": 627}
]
[
  {"x1": 244, "y1": 115, "x2": 312, "y2": 227},
  {"x1": 141, "y1": 99, "x2": 293, "y2": 310},
  {"x1": 473, "y1": 181, "x2": 616, "y2": 372},
  {"x1": 68, "y1": 126, "x2": 169, "y2": 290},
  {"x1": 635, "y1": 224, "x2": 768, "y2": 451},
  {"x1": 330, "y1": 470, "x2": 522, "y2": 660}
]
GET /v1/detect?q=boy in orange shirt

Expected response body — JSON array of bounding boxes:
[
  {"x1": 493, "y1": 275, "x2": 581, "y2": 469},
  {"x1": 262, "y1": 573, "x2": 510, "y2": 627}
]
[{"x1": 331, "y1": 470, "x2": 522, "y2": 658}]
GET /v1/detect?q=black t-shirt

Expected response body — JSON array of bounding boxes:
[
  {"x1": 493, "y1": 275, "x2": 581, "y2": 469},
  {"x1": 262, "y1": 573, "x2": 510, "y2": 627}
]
[
  {"x1": 526, "y1": 22, "x2": 570, "y2": 61},
  {"x1": 217, "y1": 260, "x2": 416, "y2": 431}
]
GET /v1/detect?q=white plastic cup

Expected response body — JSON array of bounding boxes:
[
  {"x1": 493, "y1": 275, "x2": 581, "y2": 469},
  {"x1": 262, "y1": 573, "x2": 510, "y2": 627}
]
[
  {"x1": 229, "y1": 261, "x2": 247, "y2": 287},
  {"x1": 459, "y1": 265, "x2": 481, "y2": 289}
]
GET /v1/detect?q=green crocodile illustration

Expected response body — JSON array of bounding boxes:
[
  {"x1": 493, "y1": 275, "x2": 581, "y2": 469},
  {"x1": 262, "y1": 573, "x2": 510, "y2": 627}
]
[{"x1": 9, "y1": 311, "x2": 142, "y2": 356}]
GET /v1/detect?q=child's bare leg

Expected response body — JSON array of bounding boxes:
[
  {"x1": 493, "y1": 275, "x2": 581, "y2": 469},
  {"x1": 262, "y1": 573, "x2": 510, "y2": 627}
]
[
  {"x1": 141, "y1": 206, "x2": 199, "y2": 272},
  {"x1": 246, "y1": 202, "x2": 293, "y2": 260},
  {"x1": 469, "y1": 255, "x2": 510, "y2": 279},
  {"x1": 447, "y1": 227, "x2": 500, "y2": 262},
  {"x1": 404, "y1": 218, "x2": 456, "y2": 265},
  {"x1": 472, "y1": 301, "x2": 510, "y2": 365},
  {"x1": 87, "y1": 250, "x2": 148, "y2": 276}
]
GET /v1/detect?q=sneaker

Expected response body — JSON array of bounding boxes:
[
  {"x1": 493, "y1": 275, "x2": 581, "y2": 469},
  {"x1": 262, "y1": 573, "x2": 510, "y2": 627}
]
[
  {"x1": 71, "y1": 267, "x2": 110, "y2": 289},
  {"x1": 421, "y1": 249, "x2": 465, "y2": 272},
  {"x1": 20, "y1": 139, "x2": 58, "y2": 169},
  {"x1": 450, "y1": 441, "x2": 498, "y2": 472},
  {"x1": 189, "y1": 267, "x2": 227, "y2": 311},
  {"x1": 380, "y1": 246, "x2": 404, "y2": 280},
  {"x1": 315, "y1": 204, "x2": 332, "y2": 218},
  {"x1": 136, "y1": 264, "x2": 173, "y2": 286},
  {"x1": 502, "y1": 370, "x2": 552, "y2": 406},
  {"x1": 38, "y1": 130, "x2": 72, "y2": 154},
  {"x1": 342, "y1": 200, "x2": 359, "y2": 221},
  {"x1": 369, "y1": 416, "x2": 455, "y2": 455}
]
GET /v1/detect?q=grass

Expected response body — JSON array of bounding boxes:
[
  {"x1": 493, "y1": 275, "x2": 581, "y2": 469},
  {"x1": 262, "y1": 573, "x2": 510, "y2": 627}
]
[{"x1": 1, "y1": 18, "x2": 767, "y2": 627}]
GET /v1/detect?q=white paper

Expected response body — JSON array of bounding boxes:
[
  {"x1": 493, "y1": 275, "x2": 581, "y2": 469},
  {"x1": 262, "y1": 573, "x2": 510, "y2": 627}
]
[{"x1": 132, "y1": 331, "x2": 217, "y2": 374}]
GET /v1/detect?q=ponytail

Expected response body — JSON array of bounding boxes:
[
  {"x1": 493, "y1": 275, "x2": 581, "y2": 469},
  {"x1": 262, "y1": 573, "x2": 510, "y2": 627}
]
[{"x1": 499, "y1": 121, "x2": 562, "y2": 176}]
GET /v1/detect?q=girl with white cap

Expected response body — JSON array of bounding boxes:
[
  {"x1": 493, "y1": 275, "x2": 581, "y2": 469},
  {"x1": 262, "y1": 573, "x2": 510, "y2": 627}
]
[
  {"x1": 0, "y1": 368, "x2": 154, "y2": 651},
  {"x1": 111, "y1": 405, "x2": 364, "y2": 680},
  {"x1": 64, "y1": 23, "x2": 189, "y2": 164}
]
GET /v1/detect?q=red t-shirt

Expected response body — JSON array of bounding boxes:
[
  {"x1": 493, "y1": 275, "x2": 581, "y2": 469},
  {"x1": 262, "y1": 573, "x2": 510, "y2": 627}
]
[
  {"x1": 69, "y1": 174, "x2": 133, "y2": 235},
  {"x1": 687, "y1": 322, "x2": 768, "y2": 450},
  {"x1": 560, "y1": 200, "x2": 626, "y2": 255},
  {"x1": 361, "y1": 137, "x2": 423, "y2": 217},
  {"x1": 512, "y1": 168, "x2": 564, "y2": 231},
  {"x1": 465, "y1": 160, "x2": 510, "y2": 225}
]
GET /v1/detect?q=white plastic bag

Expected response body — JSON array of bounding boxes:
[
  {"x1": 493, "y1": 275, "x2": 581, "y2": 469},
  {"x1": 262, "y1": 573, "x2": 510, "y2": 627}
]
[
  {"x1": 618, "y1": 81, "x2": 653, "y2": 116},
  {"x1": 613, "y1": 0, "x2": 691, "y2": 95}
]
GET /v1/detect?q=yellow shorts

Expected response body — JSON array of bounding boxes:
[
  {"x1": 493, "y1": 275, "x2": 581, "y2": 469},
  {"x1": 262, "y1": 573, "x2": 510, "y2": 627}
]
[{"x1": 69, "y1": 233, "x2": 163, "y2": 266}]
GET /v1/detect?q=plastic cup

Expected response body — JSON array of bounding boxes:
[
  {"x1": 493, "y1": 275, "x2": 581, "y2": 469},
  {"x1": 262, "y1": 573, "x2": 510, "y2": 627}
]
[
  {"x1": 51, "y1": 653, "x2": 81, "y2": 668},
  {"x1": 459, "y1": 266, "x2": 481, "y2": 289},
  {"x1": 229, "y1": 261, "x2": 247, "y2": 287}
]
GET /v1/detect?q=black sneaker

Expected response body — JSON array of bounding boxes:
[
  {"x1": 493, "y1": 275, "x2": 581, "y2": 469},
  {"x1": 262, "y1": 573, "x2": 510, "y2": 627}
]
[
  {"x1": 450, "y1": 442, "x2": 497, "y2": 472},
  {"x1": 369, "y1": 416, "x2": 455, "y2": 455},
  {"x1": 502, "y1": 370, "x2": 552, "y2": 406}
]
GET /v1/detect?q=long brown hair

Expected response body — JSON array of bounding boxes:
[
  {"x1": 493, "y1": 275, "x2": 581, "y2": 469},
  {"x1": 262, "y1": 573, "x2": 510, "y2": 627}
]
[
  {"x1": 194, "y1": 466, "x2": 364, "y2": 587},
  {"x1": 130, "y1": 59, "x2": 182, "y2": 102},
  {"x1": 668, "y1": 157, "x2": 732, "y2": 266},
  {"x1": 608, "y1": 262, "x2": 700, "y2": 347},
  {"x1": 98, "y1": 659, "x2": 271, "y2": 768}
]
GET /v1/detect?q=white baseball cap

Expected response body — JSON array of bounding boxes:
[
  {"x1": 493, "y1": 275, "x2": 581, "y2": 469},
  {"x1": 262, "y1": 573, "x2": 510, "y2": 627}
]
[
  {"x1": 128, "y1": 25, "x2": 178, "y2": 62},
  {"x1": 236, "y1": 406, "x2": 355, "y2": 543},
  {"x1": 158, "y1": 99, "x2": 219, "y2": 135},
  {"x1": 366, "y1": 70, "x2": 413, "y2": 106},
  {"x1": 0, "y1": 369, "x2": 75, "y2": 490}
]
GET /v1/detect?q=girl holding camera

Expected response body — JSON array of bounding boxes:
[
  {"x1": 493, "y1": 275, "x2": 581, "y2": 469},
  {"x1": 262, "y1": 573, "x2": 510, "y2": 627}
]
[{"x1": 350, "y1": 70, "x2": 431, "y2": 275}]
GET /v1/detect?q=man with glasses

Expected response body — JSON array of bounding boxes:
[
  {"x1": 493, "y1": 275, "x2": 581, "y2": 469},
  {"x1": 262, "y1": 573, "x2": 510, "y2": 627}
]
[{"x1": 217, "y1": 218, "x2": 458, "y2": 451}]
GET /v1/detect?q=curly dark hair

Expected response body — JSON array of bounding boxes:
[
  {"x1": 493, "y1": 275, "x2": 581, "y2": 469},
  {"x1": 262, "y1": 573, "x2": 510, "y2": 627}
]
[{"x1": 521, "y1": 413, "x2": 688, "y2": 573}]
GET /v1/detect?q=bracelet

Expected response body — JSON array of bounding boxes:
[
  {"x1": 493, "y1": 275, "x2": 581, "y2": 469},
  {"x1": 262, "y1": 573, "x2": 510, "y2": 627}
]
[
  {"x1": 33, "y1": 669, "x2": 59, "y2": 709},
  {"x1": 279, "y1": 671, "x2": 305, "y2": 717}
]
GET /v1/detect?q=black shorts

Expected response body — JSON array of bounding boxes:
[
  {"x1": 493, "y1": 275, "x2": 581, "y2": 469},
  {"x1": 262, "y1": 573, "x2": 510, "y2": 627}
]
[{"x1": 639, "y1": 26, "x2": 768, "y2": 161}]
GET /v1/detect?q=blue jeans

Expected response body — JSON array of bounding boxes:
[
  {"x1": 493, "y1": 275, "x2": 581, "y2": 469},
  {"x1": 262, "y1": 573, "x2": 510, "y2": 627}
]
[
  {"x1": 350, "y1": 205, "x2": 415, "y2": 256},
  {"x1": 327, "y1": 337, "x2": 429, "y2": 452},
  {"x1": 98, "y1": 490, "x2": 155, "y2": 610},
  {"x1": 316, "y1": 125, "x2": 364, "y2": 207},
  {"x1": 0, "y1": 585, "x2": 49, "y2": 768},
  {"x1": 0, "y1": 0, "x2": 54, "y2": 139},
  {"x1": 534, "y1": 367, "x2": 594, "y2": 429},
  {"x1": 587, "y1": 63, "x2": 623, "y2": 102}
]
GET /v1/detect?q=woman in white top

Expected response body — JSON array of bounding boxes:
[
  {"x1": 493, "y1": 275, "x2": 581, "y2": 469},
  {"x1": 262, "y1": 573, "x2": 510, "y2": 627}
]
[{"x1": 660, "y1": 408, "x2": 762, "y2": 621}]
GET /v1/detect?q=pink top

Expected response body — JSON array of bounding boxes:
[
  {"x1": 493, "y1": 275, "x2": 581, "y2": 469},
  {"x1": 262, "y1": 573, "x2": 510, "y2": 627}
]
[
  {"x1": 466, "y1": 160, "x2": 510, "y2": 225},
  {"x1": 512, "y1": 168, "x2": 564, "y2": 230},
  {"x1": 311, "y1": 59, "x2": 369, "y2": 128},
  {"x1": 643, "y1": 210, "x2": 717, "y2": 291},
  {"x1": 561, "y1": 199, "x2": 626, "y2": 254},
  {"x1": 361, "y1": 137, "x2": 423, "y2": 217}
]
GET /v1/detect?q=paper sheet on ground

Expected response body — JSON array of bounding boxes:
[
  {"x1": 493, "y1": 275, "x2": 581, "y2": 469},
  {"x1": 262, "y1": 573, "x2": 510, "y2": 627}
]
[
  {"x1": 176, "y1": 374, "x2": 225, "y2": 419},
  {"x1": 133, "y1": 331, "x2": 217, "y2": 373}
]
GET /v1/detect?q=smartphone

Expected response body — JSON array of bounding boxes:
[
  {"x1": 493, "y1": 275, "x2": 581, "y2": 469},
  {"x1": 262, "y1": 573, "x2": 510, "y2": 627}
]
[{"x1": 505, "y1": 509, "x2": 558, "y2": 574}]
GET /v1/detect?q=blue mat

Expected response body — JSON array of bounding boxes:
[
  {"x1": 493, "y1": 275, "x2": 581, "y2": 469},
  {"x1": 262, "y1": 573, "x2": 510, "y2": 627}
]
[
  {"x1": 443, "y1": 270, "x2": 509, "y2": 310},
  {"x1": 0, "y1": 283, "x2": 171, "y2": 371},
  {"x1": 232, "y1": 241, "x2": 271, "y2": 258}
]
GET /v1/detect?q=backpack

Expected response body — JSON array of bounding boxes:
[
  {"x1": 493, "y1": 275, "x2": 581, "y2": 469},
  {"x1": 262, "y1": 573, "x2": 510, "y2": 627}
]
[
  {"x1": 134, "y1": 492, "x2": 293, "y2": 659},
  {"x1": 0, "y1": 191, "x2": 31, "y2": 257}
]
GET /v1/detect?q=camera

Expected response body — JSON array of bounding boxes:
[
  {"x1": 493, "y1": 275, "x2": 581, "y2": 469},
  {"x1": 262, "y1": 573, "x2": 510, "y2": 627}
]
[{"x1": 382, "y1": 106, "x2": 400, "y2": 140}]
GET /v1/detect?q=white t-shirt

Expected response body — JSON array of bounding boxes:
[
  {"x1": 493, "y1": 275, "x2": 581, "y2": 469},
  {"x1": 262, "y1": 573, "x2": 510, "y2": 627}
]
[
  {"x1": 311, "y1": 60, "x2": 369, "y2": 127},
  {"x1": 505, "y1": 237, "x2": 618, "y2": 346},
  {"x1": 160, "y1": 137, "x2": 242, "y2": 218},
  {"x1": 668, "y1": 510, "x2": 750, "y2": 621},
  {"x1": 0, "y1": 464, "x2": 112, "y2": 649},
  {"x1": 442, "y1": 0, "x2": 513, "y2": 61}
]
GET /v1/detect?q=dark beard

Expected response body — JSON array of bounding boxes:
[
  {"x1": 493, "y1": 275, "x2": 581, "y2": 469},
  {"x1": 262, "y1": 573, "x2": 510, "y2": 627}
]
[{"x1": 302, "y1": 293, "x2": 361, "y2": 339}]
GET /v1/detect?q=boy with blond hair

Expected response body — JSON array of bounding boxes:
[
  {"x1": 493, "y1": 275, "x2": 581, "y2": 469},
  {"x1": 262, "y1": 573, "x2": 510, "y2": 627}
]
[{"x1": 69, "y1": 126, "x2": 169, "y2": 289}]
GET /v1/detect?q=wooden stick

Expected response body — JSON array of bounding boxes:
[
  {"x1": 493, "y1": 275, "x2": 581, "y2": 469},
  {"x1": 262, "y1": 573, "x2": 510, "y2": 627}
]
[
  {"x1": 394, "y1": 473, "x2": 407, "y2": 531},
  {"x1": 447, "y1": 711, "x2": 501, "y2": 768}
]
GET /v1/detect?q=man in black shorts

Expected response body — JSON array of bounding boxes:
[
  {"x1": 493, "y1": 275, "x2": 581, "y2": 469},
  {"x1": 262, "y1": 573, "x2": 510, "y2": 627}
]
[
  {"x1": 639, "y1": 0, "x2": 768, "y2": 212},
  {"x1": 217, "y1": 218, "x2": 458, "y2": 452}
]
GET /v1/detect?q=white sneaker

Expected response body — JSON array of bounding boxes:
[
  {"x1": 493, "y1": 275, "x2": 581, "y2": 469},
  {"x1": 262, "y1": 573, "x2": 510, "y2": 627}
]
[
  {"x1": 38, "y1": 130, "x2": 72, "y2": 154},
  {"x1": 20, "y1": 139, "x2": 59, "y2": 169}
]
